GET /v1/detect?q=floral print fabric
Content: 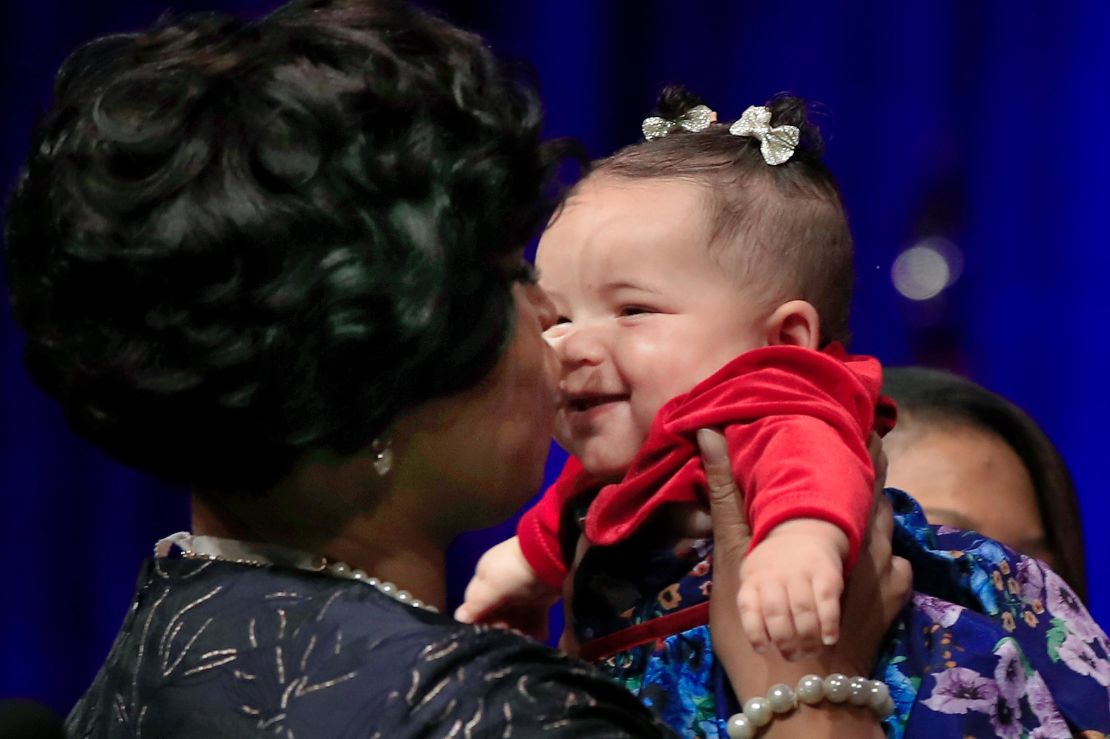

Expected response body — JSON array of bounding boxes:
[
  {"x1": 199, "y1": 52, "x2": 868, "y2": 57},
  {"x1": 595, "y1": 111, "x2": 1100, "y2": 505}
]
[
  {"x1": 573, "y1": 490, "x2": 1110, "y2": 738},
  {"x1": 881, "y1": 490, "x2": 1110, "y2": 738}
]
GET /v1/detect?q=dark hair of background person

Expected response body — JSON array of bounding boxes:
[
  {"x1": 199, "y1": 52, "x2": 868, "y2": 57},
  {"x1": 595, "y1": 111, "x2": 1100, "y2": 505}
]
[
  {"x1": 0, "y1": 699, "x2": 66, "y2": 739},
  {"x1": 4, "y1": 0, "x2": 571, "y2": 497},
  {"x1": 591, "y1": 84, "x2": 853, "y2": 346},
  {"x1": 882, "y1": 366, "x2": 1087, "y2": 602}
]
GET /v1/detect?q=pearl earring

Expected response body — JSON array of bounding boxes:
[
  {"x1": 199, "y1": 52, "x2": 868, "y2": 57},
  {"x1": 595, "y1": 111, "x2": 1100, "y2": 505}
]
[{"x1": 371, "y1": 437, "x2": 393, "y2": 476}]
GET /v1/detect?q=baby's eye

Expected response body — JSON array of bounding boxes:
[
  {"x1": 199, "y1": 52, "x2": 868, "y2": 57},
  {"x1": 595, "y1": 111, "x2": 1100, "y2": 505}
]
[
  {"x1": 555, "y1": 315, "x2": 571, "y2": 324},
  {"x1": 619, "y1": 306, "x2": 653, "y2": 317}
]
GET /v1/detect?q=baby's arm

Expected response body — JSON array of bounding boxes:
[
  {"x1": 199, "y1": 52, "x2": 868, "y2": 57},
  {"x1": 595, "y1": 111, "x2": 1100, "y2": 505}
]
[
  {"x1": 456, "y1": 458, "x2": 587, "y2": 636},
  {"x1": 724, "y1": 410, "x2": 875, "y2": 660},
  {"x1": 677, "y1": 348, "x2": 884, "y2": 660},
  {"x1": 738, "y1": 518, "x2": 849, "y2": 659},
  {"x1": 455, "y1": 536, "x2": 560, "y2": 640}
]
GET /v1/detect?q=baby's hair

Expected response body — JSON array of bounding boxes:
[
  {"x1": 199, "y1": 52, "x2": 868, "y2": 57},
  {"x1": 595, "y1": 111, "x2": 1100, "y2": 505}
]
[{"x1": 594, "y1": 85, "x2": 853, "y2": 345}]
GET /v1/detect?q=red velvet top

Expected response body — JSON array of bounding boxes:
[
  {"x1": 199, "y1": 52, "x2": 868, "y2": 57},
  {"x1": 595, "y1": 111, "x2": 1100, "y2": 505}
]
[{"x1": 517, "y1": 344, "x2": 896, "y2": 591}]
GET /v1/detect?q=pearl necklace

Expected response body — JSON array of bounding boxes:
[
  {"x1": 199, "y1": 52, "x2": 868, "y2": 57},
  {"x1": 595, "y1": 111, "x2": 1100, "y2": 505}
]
[{"x1": 154, "y1": 532, "x2": 439, "y2": 613}]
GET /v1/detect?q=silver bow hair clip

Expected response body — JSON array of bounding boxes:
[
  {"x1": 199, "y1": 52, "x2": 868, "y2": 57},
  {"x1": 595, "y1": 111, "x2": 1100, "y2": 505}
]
[
  {"x1": 642, "y1": 105, "x2": 717, "y2": 140},
  {"x1": 728, "y1": 105, "x2": 800, "y2": 165}
]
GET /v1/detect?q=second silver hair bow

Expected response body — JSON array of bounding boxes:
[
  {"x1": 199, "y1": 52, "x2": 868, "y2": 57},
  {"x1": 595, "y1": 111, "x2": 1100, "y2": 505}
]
[
  {"x1": 728, "y1": 106, "x2": 800, "y2": 165},
  {"x1": 642, "y1": 105, "x2": 717, "y2": 141}
]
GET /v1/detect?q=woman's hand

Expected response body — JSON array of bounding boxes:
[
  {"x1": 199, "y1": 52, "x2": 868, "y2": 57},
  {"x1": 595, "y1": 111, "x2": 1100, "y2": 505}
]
[{"x1": 701, "y1": 429, "x2": 911, "y2": 737}]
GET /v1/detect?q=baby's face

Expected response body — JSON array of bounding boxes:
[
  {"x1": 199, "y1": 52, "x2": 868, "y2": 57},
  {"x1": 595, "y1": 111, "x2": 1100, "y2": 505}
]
[{"x1": 536, "y1": 175, "x2": 769, "y2": 481}]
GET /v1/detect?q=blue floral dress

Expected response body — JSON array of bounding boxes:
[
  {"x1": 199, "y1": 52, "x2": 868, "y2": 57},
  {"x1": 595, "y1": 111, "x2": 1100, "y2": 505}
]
[{"x1": 571, "y1": 490, "x2": 1110, "y2": 738}]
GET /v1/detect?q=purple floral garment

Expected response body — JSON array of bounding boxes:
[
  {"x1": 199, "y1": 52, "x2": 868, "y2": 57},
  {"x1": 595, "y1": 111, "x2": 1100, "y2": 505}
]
[
  {"x1": 573, "y1": 489, "x2": 1110, "y2": 738},
  {"x1": 879, "y1": 490, "x2": 1110, "y2": 738}
]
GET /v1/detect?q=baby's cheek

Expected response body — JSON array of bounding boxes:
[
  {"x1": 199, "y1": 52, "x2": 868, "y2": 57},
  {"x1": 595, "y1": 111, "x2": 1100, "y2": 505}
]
[
  {"x1": 625, "y1": 353, "x2": 696, "y2": 427},
  {"x1": 630, "y1": 379, "x2": 674, "y2": 434},
  {"x1": 630, "y1": 403, "x2": 659, "y2": 439}
]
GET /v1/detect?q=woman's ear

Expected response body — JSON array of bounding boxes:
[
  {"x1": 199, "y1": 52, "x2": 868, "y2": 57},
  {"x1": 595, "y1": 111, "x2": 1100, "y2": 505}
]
[{"x1": 765, "y1": 300, "x2": 821, "y2": 349}]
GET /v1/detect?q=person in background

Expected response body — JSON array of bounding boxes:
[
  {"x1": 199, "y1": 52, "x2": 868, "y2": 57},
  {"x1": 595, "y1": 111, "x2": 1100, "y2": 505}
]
[
  {"x1": 0, "y1": 700, "x2": 65, "y2": 739},
  {"x1": 882, "y1": 366, "x2": 1086, "y2": 601}
]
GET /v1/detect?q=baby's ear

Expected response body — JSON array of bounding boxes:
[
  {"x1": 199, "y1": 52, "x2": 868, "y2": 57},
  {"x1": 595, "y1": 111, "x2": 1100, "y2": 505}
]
[{"x1": 765, "y1": 300, "x2": 821, "y2": 350}]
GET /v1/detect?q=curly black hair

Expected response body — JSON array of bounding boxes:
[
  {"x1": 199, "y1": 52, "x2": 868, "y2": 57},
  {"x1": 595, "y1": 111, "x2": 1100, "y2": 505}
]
[
  {"x1": 4, "y1": 0, "x2": 566, "y2": 494},
  {"x1": 596, "y1": 85, "x2": 853, "y2": 345}
]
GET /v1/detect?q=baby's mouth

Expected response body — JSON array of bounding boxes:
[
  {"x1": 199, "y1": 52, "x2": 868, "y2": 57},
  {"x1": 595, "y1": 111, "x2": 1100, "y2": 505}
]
[{"x1": 567, "y1": 394, "x2": 629, "y2": 412}]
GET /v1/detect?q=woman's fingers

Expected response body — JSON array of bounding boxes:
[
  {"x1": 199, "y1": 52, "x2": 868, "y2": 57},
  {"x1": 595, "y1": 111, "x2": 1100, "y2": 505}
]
[
  {"x1": 698, "y1": 428, "x2": 750, "y2": 538},
  {"x1": 700, "y1": 427, "x2": 763, "y2": 677},
  {"x1": 872, "y1": 493, "x2": 895, "y2": 545},
  {"x1": 890, "y1": 556, "x2": 913, "y2": 604},
  {"x1": 698, "y1": 428, "x2": 752, "y2": 577},
  {"x1": 869, "y1": 432, "x2": 888, "y2": 491},
  {"x1": 863, "y1": 445, "x2": 912, "y2": 621}
]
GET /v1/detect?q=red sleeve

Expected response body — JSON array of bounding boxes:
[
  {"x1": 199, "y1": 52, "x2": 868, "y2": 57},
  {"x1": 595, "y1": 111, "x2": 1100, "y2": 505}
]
[
  {"x1": 724, "y1": 414, "x2": 873, "y2": 569},
  {"x1": 516, "y1": 457, "x2": 588, "y2": 592},
  {"x1": 656, "y1": 345, "x2": 884, "y2": 571}
]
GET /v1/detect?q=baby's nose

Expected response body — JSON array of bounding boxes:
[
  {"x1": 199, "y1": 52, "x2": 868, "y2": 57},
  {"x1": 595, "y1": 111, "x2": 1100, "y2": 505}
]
[{"x1": 553, "y1": 323, "x2": 607, "y2": 366}]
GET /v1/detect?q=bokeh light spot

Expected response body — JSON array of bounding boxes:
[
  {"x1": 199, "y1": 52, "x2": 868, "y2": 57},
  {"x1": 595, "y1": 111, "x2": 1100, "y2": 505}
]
[{"x1": 892, "y1": 238, "x2": 962, "y2": 301}]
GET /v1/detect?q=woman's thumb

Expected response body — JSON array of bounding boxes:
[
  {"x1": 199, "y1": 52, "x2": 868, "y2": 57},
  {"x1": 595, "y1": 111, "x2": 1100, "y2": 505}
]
[{"x1": 697, "y1": 428, "x2": 751, "y2": 559}]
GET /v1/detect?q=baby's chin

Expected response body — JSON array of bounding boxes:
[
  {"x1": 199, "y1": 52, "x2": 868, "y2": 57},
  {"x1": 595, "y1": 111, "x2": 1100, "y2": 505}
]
[
  {"x1": 555, "y1": 432, "x2": 639, "y2": 482},
  {"x1": 570, "y1": 449, "x2": 634, "y2": 483}
]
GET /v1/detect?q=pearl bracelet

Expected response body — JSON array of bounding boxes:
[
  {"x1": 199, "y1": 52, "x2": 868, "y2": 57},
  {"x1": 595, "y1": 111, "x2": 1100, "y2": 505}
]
[{"x1": 726, "y1": 673, "x2": 894, "y2": 739}]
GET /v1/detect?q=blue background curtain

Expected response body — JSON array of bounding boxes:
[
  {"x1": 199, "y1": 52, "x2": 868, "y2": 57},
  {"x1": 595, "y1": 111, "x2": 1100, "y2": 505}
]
[{"x1": 2, "y1": 0, "x2": 1107, "y2": 716}]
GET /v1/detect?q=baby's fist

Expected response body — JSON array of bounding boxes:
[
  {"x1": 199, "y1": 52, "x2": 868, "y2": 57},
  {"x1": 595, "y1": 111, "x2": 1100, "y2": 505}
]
[
  {"x1": 737, "y1": 519, "x2": 848, "y2": 659},
  {"x1": 455, "y1": 536, "x2": 559, "y2": 640}
]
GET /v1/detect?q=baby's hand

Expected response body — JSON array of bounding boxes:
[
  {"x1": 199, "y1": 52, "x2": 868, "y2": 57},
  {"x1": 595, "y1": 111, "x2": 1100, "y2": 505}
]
[
  {"x1": 454, "y1": 536, "x2": 560, "y2": 640},
  {"x1": 737, "y1": 519, "x2": 849, "y2": 659}
]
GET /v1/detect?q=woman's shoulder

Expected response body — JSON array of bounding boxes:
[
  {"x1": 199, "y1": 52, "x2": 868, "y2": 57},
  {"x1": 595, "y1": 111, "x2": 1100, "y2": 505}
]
[
  {"x1": 68, "y1": 559, "x2": 673, "y2": 738},
  {"x1": 212, "y1": 563, "x2": 675, "y2": 736}
]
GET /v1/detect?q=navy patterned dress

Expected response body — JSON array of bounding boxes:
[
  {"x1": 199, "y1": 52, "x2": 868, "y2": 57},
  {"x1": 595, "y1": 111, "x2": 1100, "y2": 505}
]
[
  {"x1": 65, "y1": 555, "x2": 678, "y2": 738},
  {"x1": 571, "y1": 490, "x2": 1110, "y2": 738}
]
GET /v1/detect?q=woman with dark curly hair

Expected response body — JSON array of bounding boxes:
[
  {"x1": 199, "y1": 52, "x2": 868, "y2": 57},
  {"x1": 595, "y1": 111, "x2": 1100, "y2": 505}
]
[{"x1": 4, "y1": 1, "x2": 910, "y2": 736}]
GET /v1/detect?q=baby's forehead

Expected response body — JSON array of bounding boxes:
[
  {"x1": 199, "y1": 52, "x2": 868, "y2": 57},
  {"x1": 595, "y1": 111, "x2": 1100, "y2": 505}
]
[
  {"x1": 548, "y1": 174, "x2": 762, "y2": 259},
  {"x1": 549, "y1": 176, "x2": 716, "y2": 241},
  {"x1": 539, "y1": 203, "x2": 712, "y2": 272},
  {"x1": 565, "y1": 172, "x2": 778, "y2": 246}
]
